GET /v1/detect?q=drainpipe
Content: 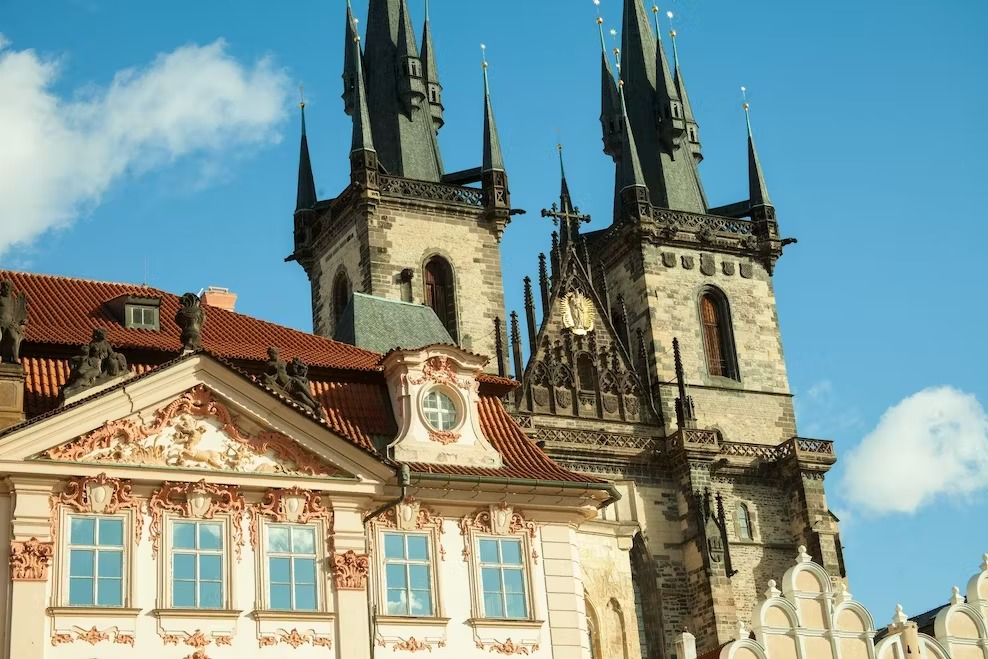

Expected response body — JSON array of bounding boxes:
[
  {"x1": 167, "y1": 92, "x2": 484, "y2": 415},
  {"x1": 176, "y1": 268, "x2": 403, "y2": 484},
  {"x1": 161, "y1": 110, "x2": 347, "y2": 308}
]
[
  {"x1": 408, "y1": 471, "x2": 622, "y2": 510},
  {"x1": 363, "y1": 463, "x2": 410, "y2": 658}
]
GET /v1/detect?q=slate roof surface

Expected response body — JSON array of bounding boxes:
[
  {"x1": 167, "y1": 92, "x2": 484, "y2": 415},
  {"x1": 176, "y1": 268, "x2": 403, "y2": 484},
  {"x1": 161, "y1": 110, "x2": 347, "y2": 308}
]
[
  {"x1": 334, "y1": 292, "x2": 454, "y2": 356},
  {"x1": 5, "y1": 271, "x2": 601, "y2": 485}
]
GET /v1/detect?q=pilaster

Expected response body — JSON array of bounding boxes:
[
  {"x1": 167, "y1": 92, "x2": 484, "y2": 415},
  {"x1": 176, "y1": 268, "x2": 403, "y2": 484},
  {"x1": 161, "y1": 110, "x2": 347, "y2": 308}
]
[
  {"x1": 331, "y1": 501, "x2": 372, "y2": 659},
  {"x1": 540, "y1": 524, "x2": 591, "y2": 658}
]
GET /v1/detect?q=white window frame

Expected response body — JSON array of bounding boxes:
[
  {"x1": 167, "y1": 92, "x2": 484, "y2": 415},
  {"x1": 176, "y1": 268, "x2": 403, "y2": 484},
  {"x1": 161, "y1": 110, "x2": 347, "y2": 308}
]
[
  {"x1": 470, "y1": 534, "x2": 535, "y2": 621},
  {"x1": 374, "y1": 527, "x2": 444, "y2": 620},
  {"x1": 258, "y1": 520, "x2": 327, "y2": 613},
  {"x1": 57, "y1": 511, "x2": 132, "y2": 608},
  {"x1": 422, "y1": 388, "x2": 460, "y2": 432},
  {"x1": 158, "y1": 514, "x2": 233, "y2": 611}
]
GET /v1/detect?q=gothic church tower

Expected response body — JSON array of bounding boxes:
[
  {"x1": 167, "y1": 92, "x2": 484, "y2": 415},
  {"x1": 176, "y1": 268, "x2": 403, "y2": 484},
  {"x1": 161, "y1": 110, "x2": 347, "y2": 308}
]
[{"x1": 288, "y1": 0, "x2": 511, "y2": 368}]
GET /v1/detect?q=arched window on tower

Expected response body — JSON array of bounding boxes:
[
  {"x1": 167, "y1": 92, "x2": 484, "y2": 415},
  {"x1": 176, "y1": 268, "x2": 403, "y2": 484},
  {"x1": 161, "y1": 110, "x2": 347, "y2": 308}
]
[
  {"x1": 736, "y1": 503, "x2": 753, "y2": 541},
  {"x1": 699, "y1": 288, "x2": 739, "y2": 380},
  {"x1": 424, "y1": 256, "x2": 458, "y2": 342},
  {"x1": 576, "y1": 353, "x2": 596, "y2": 392},
  {"x1": 333, "y1": 272, "x2": 352, "y2": 325}
]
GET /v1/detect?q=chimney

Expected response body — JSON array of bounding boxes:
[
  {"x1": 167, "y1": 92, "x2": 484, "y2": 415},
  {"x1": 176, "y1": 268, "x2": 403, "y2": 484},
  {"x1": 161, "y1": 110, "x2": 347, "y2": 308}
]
[
  {"x1": 0, "y1": 364, "x2": 26, "y2": 432},
  {"x1": 201, "y1": 286, "x2": 237, "y2": 312}
]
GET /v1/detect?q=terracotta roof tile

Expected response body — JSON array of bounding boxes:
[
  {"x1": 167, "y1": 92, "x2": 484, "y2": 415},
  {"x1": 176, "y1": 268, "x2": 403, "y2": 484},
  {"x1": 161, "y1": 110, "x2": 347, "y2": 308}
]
[{"x1": 3, "y1": 271, "x2": 380, "y2": 371}]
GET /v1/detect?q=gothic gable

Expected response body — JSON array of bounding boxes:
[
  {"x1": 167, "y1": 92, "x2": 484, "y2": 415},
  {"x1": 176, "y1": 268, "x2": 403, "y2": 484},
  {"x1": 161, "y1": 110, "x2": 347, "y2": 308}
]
[
  {"x1": 520, "y1": 252, "x2": 653, "y2": 424},
  {"x1": 38, "y1": 385, "x2": 351, "y2": 478}
]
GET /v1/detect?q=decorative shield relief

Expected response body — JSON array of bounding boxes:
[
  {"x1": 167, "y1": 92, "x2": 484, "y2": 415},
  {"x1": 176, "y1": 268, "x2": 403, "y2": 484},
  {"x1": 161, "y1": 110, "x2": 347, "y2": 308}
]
[{"x1": 559, "y1": 292, "x2": 595, "y2": 336}]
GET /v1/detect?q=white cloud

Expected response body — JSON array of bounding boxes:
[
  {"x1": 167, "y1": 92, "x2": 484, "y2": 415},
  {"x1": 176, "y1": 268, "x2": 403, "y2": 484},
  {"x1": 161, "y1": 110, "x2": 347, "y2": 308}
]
[
  {"x1": 841, "y1": 387, "x2": 988, "y2": 515},
  {"x1": 0, "y1": 35, "x2": 290, "y2": 257}
]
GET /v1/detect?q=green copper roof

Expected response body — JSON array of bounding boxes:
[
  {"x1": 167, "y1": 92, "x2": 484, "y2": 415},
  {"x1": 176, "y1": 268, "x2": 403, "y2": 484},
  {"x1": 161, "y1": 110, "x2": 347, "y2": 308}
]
[{"x1": 334, "y1": 293, "x2": 453, "y2": 354}]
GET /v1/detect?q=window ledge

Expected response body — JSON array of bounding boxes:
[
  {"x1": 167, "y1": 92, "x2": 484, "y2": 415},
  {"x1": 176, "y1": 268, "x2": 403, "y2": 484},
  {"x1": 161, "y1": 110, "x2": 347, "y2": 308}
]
[
  {"x1": 48, "y1": 606, "x2": 142, "y2": 618},
  {"x1": 467, "y1": 618, "x2": 545, "y2": 630},
  {"x1": 152, "y1": 608, "x2": 242, "y2": 621},
  {"x1": 375, "y1": 615, "x2": 451, "y2": 627},
  {"x1": 253, "y1": 610, "x2": 337, "y2": 622}
]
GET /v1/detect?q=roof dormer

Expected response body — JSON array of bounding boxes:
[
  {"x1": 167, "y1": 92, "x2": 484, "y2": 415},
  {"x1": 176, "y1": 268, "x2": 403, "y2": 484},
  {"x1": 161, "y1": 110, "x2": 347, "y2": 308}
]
[
  {"x1": 381, "y1": 345, "x2": 503, "y2": 469},
  {"x1": 104, "y1": 294, "x2": 162, "y2": 331}
]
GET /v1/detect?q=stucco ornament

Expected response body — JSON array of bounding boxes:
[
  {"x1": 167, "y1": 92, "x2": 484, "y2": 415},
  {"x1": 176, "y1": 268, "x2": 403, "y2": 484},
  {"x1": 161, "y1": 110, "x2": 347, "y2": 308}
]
[
  {"x1": 332, "y1": 550, "x2": 370, "y2": 590},
  {"x1": 148, "y1": 480, "x2": 245, "y2": 559},
  {"x1": 9, "y1": 537, "x2": 54, "y2": 581},
  {"x1": 559, "y1": 291, "x2": 595, "y2": 336},
  {"x1": 248, "y1": 487, "x2": 332, "y2": 551},
  {"x1": 52, "y1": 473, "x2": 143, "y2": 545}
]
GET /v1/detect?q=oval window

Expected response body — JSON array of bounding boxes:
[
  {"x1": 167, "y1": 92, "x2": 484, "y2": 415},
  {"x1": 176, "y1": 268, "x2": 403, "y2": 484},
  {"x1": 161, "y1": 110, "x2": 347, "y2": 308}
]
[{"x1": 423, "y1": 390, "x2": 458, "y2": 431}]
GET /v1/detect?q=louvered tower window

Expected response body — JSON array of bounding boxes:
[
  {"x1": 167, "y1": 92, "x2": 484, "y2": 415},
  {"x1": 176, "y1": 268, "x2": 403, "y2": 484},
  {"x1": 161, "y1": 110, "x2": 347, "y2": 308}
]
[
  {"x1": 424, "y1": 257, "x2": 457, "y2": 342},
  {"x1": 700, "y1": 288, "x2": 739, "y2": 381}
]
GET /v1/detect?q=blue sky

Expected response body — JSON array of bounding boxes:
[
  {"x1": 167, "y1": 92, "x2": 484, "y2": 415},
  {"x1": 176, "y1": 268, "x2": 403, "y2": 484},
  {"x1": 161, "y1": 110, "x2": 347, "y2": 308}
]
[{"x1": 2, "y1": 0, "x2": 988, "y2": 623}]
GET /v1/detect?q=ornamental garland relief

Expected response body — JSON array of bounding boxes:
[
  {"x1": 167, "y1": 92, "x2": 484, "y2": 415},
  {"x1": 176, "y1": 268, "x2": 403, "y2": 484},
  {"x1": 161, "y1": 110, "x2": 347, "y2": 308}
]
[
  {"x1": 45, "y1": 385, "x2": 338, "y2": 477},
  {"x1": 148, "y1": 480, "x2": 245, "y2": 560},
  {"x1": 50, "y1": 473, "x2": 143, "y2": 546},
  {"x1": 248, "y1": 487, "x2": 333, "y2": 552}
]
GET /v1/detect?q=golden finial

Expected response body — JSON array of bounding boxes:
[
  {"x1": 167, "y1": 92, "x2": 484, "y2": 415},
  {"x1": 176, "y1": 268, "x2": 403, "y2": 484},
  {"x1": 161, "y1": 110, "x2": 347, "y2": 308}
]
[
  {"x1": 742, "y1": 86, "x2": 753, "y2": 134},
  {"x1": 667, "y1": 10, "x2": 681, "y2": 68},
  {"x1": 298, "y1": 84, "x2": 306, "y2": 110}
]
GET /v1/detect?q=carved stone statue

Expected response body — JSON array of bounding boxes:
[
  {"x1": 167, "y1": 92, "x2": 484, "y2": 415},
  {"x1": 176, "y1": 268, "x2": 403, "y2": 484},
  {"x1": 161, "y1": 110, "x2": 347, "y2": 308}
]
[
  {"x1": 260, "y1": 347, "x2": 291, "y2": 390},
  {"x1": 285, "y1": 357, "x2": 325, "y2": 419},
  {"x1": 0, "y1": 281, "x2": 28, "y2": 365},
  {"x1": 61, "y1": 328, "x2": 129, "y2": 401},
  {"x1": 175, "y1": 293, "x2": 205, "y2": 352}
]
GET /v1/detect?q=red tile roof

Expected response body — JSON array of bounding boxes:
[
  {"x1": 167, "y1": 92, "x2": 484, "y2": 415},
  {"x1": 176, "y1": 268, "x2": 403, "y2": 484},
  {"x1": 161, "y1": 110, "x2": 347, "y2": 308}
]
[
  {"x1": 6, "y1": 272, "x2": 602, "y2": 486},
  {"x1": 3, "y1": 271, "x2": 380, "y2": 371}
]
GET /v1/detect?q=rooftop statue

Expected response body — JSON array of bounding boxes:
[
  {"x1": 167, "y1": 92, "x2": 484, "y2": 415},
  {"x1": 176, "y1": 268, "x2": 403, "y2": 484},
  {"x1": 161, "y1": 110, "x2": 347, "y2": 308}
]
[
  {"x1": 0, "y1": 281, "x2": 28, "y2": 365},
  {"x1": 60, "y1": 328, "x2": 129, "y2": 401},
  {"x1": 176, "y1": 293, "x2": 205, "y2": 352}
]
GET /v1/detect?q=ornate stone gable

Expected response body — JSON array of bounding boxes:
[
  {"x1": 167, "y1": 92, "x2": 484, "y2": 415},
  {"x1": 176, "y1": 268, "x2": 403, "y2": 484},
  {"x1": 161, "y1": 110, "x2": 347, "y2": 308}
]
[
  {"x1": 519, "y1": 253, "x2": 652, "y2": 424},
  {"x1": 40, "y1": 385, "x2": 349, "y2": 478}
]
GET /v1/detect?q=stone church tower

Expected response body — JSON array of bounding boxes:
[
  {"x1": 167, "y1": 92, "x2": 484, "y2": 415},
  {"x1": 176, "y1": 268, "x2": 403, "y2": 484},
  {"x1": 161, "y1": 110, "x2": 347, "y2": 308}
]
[
  {"x1": 288, "y1": 0, "x2": 512, "y2": 367},
  {"x1": 290, "y1": 1, "x2": 844, "y2": 657}
]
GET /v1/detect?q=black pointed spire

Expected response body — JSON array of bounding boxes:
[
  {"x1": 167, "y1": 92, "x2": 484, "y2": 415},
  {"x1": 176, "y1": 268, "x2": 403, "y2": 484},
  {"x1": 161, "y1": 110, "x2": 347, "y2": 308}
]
[
  {"x1": 510, "y1": 311, "x2": 524, "y2": 381},
  {"x1": 597, "y1": 12, "x2": 622, "y2": 160},
  {"x1": 296, "y1": 96, "x2": 317, "y2": 212},
  {"x1": 618, "y1": 81, "x2": 647, "y2": 193},
  {"x1": 523, "y1": 277, "x2": 537, "y2": 355},
  {"x1": 421, "y1": 0, "x2": 444, "y2": 131},
  {"x1": 667, "y1": 20, "x2": 702, "y2": 161},
  {"x1": 538, "y1": 253, "x2": 550, "y2": 318},
  {"x1": 745, "y1": 101, "x2": 773, "y2": 210},
  {"x1": 342, "y1": 0, "x2": 359, "y2": 115},
  {"x1": 494, "y1": 316, "x2": 506, "y2": 378},
  {"x1": 558, "y1": 144, "x2": 574, "y2": 213},
  {"x1": 481, "y1": 47, "x2": 505, "y2": 174},
  {"x1": 350, "y1": 21, "x2": 376, "y2": 155}
]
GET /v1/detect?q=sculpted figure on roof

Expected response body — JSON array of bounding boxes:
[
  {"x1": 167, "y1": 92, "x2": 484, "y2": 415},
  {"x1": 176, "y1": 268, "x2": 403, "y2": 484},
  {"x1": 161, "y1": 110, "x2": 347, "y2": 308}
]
[
  {"x1": 285, "y1": 357, "x2": 326, "y2": 419},
  {"x1": 261, "y1": 347, "x2": 291, "y2": 390},
  {"x1": 61, "y1": 328, "x2": 129, "y2": 401},
  {"x1": 176, "y1": 292, "x2": 205, "y2": 352},
  {"x1": 0, "y1": 280, "x2": 28, "y2": 365}
]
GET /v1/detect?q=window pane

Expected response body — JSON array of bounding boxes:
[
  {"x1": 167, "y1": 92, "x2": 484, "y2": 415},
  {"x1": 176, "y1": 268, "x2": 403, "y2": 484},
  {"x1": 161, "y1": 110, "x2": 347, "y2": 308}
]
[
  {"x1": 505, "y1": 593, "x2": 528, "y2": 619},
  {"x1": 384, "y1": 534, "x2": 405, "y2": 560},
  {"x1": 406, "y1": 535, "x2": 429, "y2": 561},
  {"x1": 267, "y1": 526, "x2": 291, "y2": 553},
  {"x1": 386, "y1": 589, "x2": 407, "y2": 615},
  {"x1": 500, "y1": 539, "x2": 523, "y2": 564},
  {"x1": 173, "y1": 553, "x2": 196, "y2": 580},
  {"x1": 269, "y1": 557, "x2": 291, "y2": 584},
  {"x1": 408, "y1": 564, "x2": 430, "y2": 591},
  {"x1": 198, "y1": 523, "x2": 223, "y2": 550},
  {"x1": 98, "y1": 550, "x2": 123, "y2": 578},
  {"x1": 97, "y1": 518, "x2": 124, "y2": 546},
  {"x1": 270, "y1": 583, "x2": 292, "y2": 610},
  {"x1": 69, "y1": 549, "x2": 94, "y2": 578},
  {"x1": 70, "y1": 518, "x2": 96, "y2": 545},
  {"x1": 294, "y1": 557, "x2": 316, "y2": 585},
  {"x1": 292, "y1": 527, "x2": 316, "y2": 554},
  {"x1": 483, "y1": 592, "x2": 504, "y2": 618},
  {"x1": 478, "y1": 539, "x2": 499, "y2": 563},
  {"x1": 97, "y1": 578, "x2": 122, "y2": 606},
  {"x1": 199, "y1": 581, "x2": 223, "y2": 608},
  {"x1": 481, "y1": 567, "x2": 502, "y2": 593},
  {"x1": 68, "y1": 577, "x2": 94, "y2": 606},
  {"x1": 502, "y1": 568, "x2": 525, "y2": 594},
  {"x1": 199, "y1": 554, "x2": 222, "y2": 581},
  {"x1": 294, "y1": 584, "x2": 317, "y2": 610},
  {"x1": 173, "y1": 580, "x2": 195, "y2": 607},
  {"x1": 172, "y1": 522, "x2": 196, "y2": 549},
  {"x1": 410, "y1": 589, "x2": 433, "y2": 616},
  {"x1": 385, "y1": 564, "x2": 407, "y2": 589}
]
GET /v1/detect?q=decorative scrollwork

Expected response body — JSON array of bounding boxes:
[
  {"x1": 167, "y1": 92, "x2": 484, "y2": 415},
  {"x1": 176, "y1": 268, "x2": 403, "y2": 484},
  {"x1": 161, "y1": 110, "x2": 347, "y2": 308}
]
[
  {"x1": 333, "y1": 550, "x2": 370, "y2": 590},
  {"x1": 76, "y1": 627, "x2": 109, "y2": 645},
  {"x1": 248, "y1": 487, "x2": 332, "y2": 552},
  {"x1": 148, "y1": 480, "x2": 244, "y2": 560},
  {"x1": 428, "y1": 429, "x2": 460, "y2": 445},
  {"x1": 51, "y1": 473, "x2": 143, "y2": 546},
  {"x1": 10, "y1": 537, "x2": 53, "y2": 581},
  {"x1": 392, "y1": 637, "x2": 432, "y2": 652},
  {"x1": 280, "y1": 629, "x2": 310, "y2": 648},
  {"x1": 378, "y1": 497, "x2": 445, "y2": 534}
]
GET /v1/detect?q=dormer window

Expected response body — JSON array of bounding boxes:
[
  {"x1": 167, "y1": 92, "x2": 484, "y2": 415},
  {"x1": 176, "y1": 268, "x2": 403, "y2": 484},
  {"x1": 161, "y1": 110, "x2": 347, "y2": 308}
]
[{"x1": 126, "y1": 304, "x2": 159, "y2": 330}]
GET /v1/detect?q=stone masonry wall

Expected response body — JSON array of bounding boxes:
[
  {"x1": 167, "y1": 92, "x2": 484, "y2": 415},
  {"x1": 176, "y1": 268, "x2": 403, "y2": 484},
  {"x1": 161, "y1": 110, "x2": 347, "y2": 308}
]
[{"x1": 314, "y1": 217, "x2": 365, "y2": 338}]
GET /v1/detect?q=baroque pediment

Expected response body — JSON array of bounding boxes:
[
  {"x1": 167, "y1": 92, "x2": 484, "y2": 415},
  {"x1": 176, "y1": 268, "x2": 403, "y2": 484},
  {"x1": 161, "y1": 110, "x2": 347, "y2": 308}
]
[{"x1": 40, "y1": 385, "x2": 349, "y2": 478}]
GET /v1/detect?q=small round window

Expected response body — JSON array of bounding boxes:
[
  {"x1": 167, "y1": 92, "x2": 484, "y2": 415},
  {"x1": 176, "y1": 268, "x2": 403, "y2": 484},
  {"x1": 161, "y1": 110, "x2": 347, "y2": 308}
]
[{"x1": 423, "y1": 390, "x2": 458, "y2": 431}]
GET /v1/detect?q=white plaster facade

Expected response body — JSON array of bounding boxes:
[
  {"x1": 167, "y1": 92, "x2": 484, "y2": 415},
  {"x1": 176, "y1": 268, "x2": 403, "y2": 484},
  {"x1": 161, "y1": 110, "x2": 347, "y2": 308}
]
[{"x1": 0, "y1": 352, "x2": 617, "y2": 659}]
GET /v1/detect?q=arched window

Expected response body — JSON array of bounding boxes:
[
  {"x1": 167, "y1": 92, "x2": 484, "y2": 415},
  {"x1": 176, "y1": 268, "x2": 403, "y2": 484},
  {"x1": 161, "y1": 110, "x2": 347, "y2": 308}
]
[
  {"x1": 333, "y1": 272, "x2": 351, "y2": 324},
  {"x1": 576, "y1": 353, "x2": 595, "y2": 391},
  {"x1": 585, "y1": 596, "x2": 602, "y2": 659},
  {"x1": 632, "y1": 580, "x2": 650, "y2": 659},
  {"x1": 736, "y1": 503, "x2": 753, "y2": 541},
  {"x1": 699, "y1": 289, "x2": 739, "y2": 380},
  {"x1": 424, "y1": 256, "x2": 457, "y2": 342}
]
